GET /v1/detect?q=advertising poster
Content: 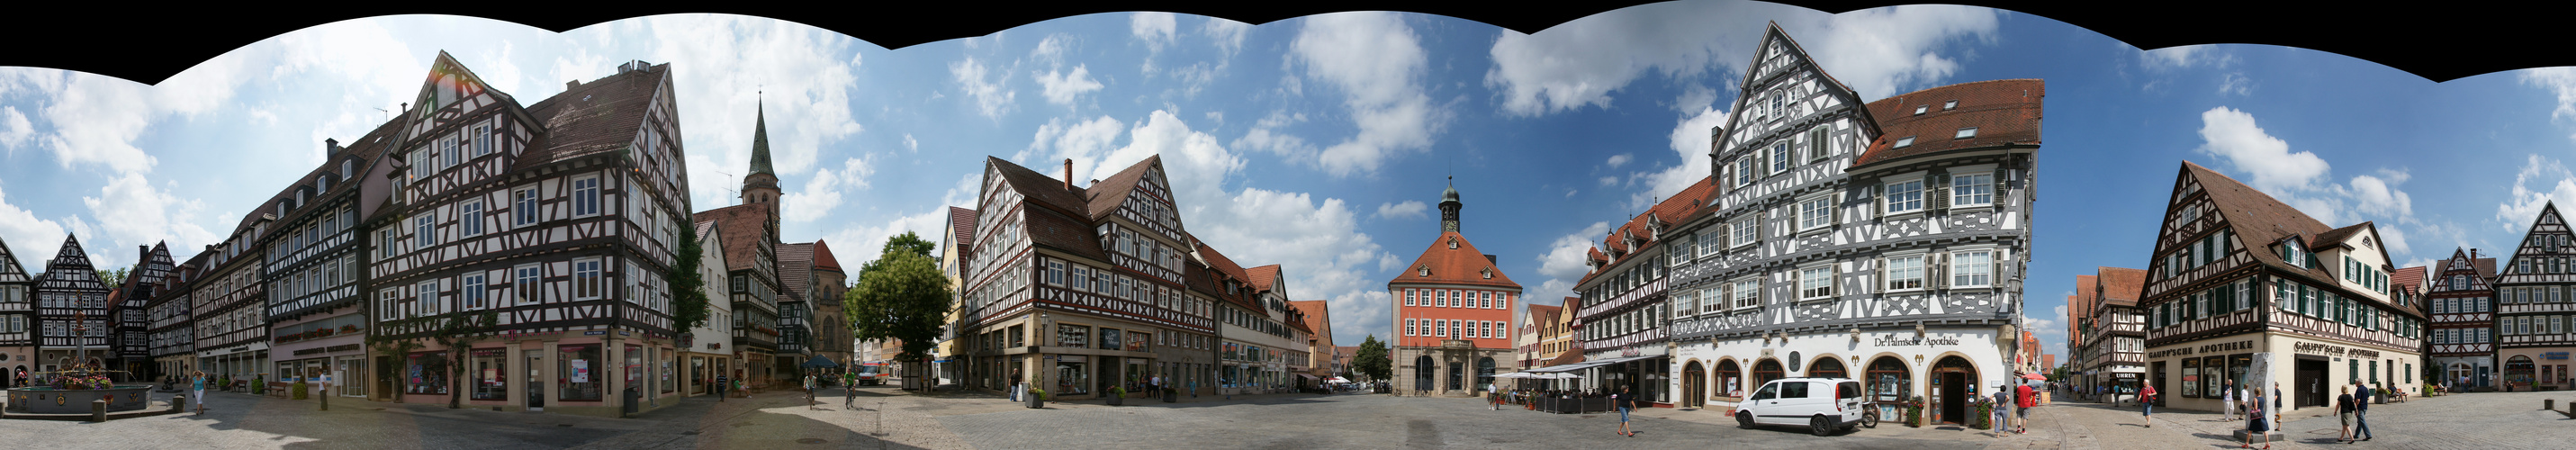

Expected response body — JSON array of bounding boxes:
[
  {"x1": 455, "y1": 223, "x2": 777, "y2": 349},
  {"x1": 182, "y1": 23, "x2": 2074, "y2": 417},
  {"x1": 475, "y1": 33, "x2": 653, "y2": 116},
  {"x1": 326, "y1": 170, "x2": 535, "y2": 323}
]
[{"x1": 572, "y1": 359, "x2": 590, "y2": 383}]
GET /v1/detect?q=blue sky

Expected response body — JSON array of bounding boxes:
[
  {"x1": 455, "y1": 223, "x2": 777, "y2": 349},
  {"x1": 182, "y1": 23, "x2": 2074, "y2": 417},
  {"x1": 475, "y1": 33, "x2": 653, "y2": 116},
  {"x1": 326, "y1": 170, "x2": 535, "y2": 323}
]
[{"x1": 5, "y1": 2, "x2": 2575, "y2": 357}]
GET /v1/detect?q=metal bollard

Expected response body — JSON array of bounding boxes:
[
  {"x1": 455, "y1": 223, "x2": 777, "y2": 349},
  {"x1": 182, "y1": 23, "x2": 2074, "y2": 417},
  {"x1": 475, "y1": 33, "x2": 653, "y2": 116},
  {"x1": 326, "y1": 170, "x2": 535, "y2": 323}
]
[{"x1": 92, "y1": 399, "x2": 107, "y2": 422}]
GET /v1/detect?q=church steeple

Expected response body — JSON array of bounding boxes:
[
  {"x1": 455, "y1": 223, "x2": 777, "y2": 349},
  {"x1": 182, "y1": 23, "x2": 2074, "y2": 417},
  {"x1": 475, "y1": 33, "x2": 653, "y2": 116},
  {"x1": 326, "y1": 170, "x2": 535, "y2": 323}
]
[
  {"x1": 1439, "y1": 176, "x2": 1462, "y2": 233},
  {"x1": 742, "y1": 92, "x2": 783, "y2": 212}
]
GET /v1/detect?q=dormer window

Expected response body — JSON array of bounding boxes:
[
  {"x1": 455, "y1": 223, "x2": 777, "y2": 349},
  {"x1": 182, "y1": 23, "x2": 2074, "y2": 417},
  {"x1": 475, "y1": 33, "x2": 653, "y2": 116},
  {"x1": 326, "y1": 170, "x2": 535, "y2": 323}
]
[
  {"x1": 1419, "y1": 266, "x2": 1430, "y2": 277},
  {"x1": 1482, "y1": 268, "x2": 1493, "y2": 279},
  {"x1": 1448, "y1": 238, "x2": 1458, "y2": 249}
]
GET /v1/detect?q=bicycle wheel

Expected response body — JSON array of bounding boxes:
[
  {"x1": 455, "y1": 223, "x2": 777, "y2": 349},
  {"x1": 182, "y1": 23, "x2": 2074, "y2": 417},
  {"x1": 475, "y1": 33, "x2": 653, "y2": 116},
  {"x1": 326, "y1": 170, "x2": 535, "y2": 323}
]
[{"x1": 1862, "y1": 410, "x2": 1880, "y2": 428}]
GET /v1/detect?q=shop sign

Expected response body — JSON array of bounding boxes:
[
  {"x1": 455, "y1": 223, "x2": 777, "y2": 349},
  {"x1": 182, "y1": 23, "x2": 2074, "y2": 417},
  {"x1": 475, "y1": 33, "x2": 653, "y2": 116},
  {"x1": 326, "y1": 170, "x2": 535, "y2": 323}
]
[
  {"x1": 2115, "y1": 373, "x2": 2139, "y2": 379},
  {"x1": 584, "y1": 330, "x2": 608, "y2": 336},
  {"x1": 2293, "y1": 342, "x2": 2349, "y2": 357},
  {"x1": 2547, "y1": 352, "x2": 2570, "y2": 360},
  {"x1": 1873, "y1": 335, "x2": 1960, "y2": 346}
]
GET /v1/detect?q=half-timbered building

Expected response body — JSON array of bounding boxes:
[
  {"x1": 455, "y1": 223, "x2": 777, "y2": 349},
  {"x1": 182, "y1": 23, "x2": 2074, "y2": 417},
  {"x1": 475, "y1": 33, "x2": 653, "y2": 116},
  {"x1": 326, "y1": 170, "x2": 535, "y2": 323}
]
[
  {"x1": 1544, "y1": 176, "x2": 1708, "y2": 406},
  {"x1": 1387, "y1": 181, "x2": 1525, "y2": 398},
  {"x1": 359, "y1": 53, "x2": 690, "y2": 416},
  {"x1": 2494, "y1": 202, "x2": 2576, "y2": 391},
  {"x1": 694, "y1": 103, "x2": 784, "y2": 385},
  {"x1": 108, "y1": 244, "x2": 175, "y2": 380},
  {"x1": 2139, "y1": 161, "x2": 2426, "y2": 413},
  {"x1": 1662, "y1": 22, "x2": 2040, "y2": 426},
  {"x1": 954, "y1": 156, "x2": 1223, "y2": 400},
  {"x1": 262, "y1": 122, "x2": 400, "y2": 401},
  {"x1": 0, "y1": 238, "x2": 32, "y2": 376},
  {"x1": 32, "y1": 236, "x2": 113, "y2": 374},
  {"x1": 779, "y1": 242, "x2": 816, "y2": 368},
  {"x1": 2425, "y1": 248, "x2": 2495, "y2": 391},
  {"x1": 935, "y1": 206, "x2": 977, "y2": 388},
  {"x1": 2079, "y1": 267, "x2": 2147, "y2": 396},
  {"x1": 148, "y1": 251, "x2": 203, "y2": 383},
  {"x1": 188, "y1": 212, "x2": 273, "y2": 387}
]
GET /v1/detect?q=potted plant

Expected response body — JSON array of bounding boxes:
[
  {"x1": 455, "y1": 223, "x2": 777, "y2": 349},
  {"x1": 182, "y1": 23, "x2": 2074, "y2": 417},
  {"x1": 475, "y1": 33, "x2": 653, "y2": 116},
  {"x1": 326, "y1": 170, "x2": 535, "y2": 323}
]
[
  {"x1": 250, "y1": 375, "x2": 266, "y2": 396},
  {"x1": 340, "y1": 325, "x2": 361, "y2": 333},
  {"x1": 1108, "y1": 386, "x2": 1125, "y2": 406},
  {"x1": 1163, "y1": 386, "x2": 1178, "y2": 403},
  {"x1": 1905, "y1": 396, "x2": 1925, "y2": 428},
  {"x1": 1027, "y1": 388, "x2": 1048, "y2": 409},
  {"x1": 293, "y1": 378, "x2": 309, "y2": 400},
  {"x1": 1970, "y1": 398, "x2": 1992, "y2": 430}
]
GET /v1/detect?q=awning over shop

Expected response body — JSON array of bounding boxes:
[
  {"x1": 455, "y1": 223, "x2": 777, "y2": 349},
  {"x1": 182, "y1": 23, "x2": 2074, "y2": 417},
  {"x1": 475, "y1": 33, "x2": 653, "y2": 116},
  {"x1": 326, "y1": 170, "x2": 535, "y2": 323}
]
[
  {"x1": 1527, "y1": 355, "x2": 1656, "y2": 373},
  {"x1": 1295, "y1": 374, "x2": 1320, "y2": 381}
]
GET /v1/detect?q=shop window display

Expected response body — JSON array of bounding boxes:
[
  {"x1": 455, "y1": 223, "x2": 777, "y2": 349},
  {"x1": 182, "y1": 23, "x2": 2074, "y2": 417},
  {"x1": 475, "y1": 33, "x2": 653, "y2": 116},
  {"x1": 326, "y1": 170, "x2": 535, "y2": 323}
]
[
  {"x1": 560, "y1": 345, "x2": 603, "y2": 401},
  {"x1": 472, "y1": 349, "x2": 508, "y2": 400},
  {"x1": 406, "y1": 351, "x2": 449, "y2": 395}
]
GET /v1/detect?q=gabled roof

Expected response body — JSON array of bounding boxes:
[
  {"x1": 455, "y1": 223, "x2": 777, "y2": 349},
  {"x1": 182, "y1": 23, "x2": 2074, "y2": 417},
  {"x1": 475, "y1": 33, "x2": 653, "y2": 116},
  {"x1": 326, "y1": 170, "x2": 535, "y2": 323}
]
[
  {"x1": 810, "y1": 239, "x2": 843, "y2": 274},
  {"x1": 1391, "y1": 231, "x2": 1520, "y2": 289},
  {"x1": 986, "y1": 156, "x2": 1092, "y2": 218},
  {"x1": 945, "y1": 206, "x2": 978, "y2": 259},
  {"x1": 0, "y1": 235, "x2": 28, "y2": 283},
  {"x1": 2180, "y1": 161, "x2": 2337, "y2": 284},
  {"x1": 1719, "y1": 22, "x2": 1879, "y2": 156},
  {"x1": 779, "y1": 242, "x2": 815, "y2": 302},
  {"x1": 1526, "y1": 303, "x2": 1562, "y2": 328},
  {"x1": 513, "y1": 60, "x2": 669, "y2": 171},
  {"x1": 1194, "y1": 240, "x2": 1261, "y2": 310},
  {"x1": 1579, "y1": 176, "x2": 1717, "y2": 287},
  {"x1": 696, "y1": 203, "x2": 771, "y2": 273},
  {"x1": 1288, "y1": 300, "x2": 1331, "y2": 340},
  {"x1": 1084, "y1": 155, "x2": 1160, "y2": 221},
  {"x1": 2073, "y1": 274, "x2": 2101, "y2": 315},
  {"x1": 2311, "y1": 222, "x2": 2373, "y2": 250},
  {"x1": 1853, "y1": 78, "x2": 2044, "y2": 170},
  {"x1": 2097, "y1": 267, "x2": 2147, "y2": 307},
  {"x1": 2391, "y1": 266, "x2": 2427, "y2": 293},
  {"x1": 1247, "y1": 265, "x2": 1283, "y2": 294}
]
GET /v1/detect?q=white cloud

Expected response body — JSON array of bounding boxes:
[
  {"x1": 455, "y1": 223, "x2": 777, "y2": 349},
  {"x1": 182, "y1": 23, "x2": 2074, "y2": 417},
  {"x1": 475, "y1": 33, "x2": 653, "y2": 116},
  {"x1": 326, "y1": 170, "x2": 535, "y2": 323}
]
[
  {"x1": 1231, "y1": 111, "x2": 1317, "y2": 160},
  {"x1": 1531, "y1": 221, "x2": 1611, "y2": 301},
  {"x1": 2344, "y1": 169, "x2": 2411, "y2": 219},
  {"x1": 2028, "y1": 304, "x2": 2067, "y2": 359},
  {"x1": 475, "y1": 40, "x2": 527, "y2": 101},
  {"x1": 2140, "y1": 44, "x2": 2236, "y2": 70},
  {"x1": 2522, "y1": 68, "x2": 2576, "y2": 144},
  {"x1": 2219, "y1": 72, "x2": 2254, "y2": 96},
  {"x1": 1031, "y1": 33, "x2": 1071, "y2": 67},
  {"x1": 1130, "y1": 12, "x2": 1179, "y2": 53},
  {"x1": 1374, "y1": 201, "x2": 1427, "y2": 220},
  {"x1": 642, "y1": 14, "x2": 866, "y2": 181},
  {"x1": 1019, "y1": 115, "x2": 1128, "y2": 183},
  {"x1": 824, "y1": 208, "x2": 950, "y2": 270},
  {"x1": 1035, "y1": 65, "x2": 1105, "y2": 107},
  {"x1": 79, "y1": 173, "x2": 218, "y2": 268},
  {"x1": 1626, "y1": 106, "x2": 1729, "y2": 210},
  {"x1": 1202, "y1": 18, "x2": 1252, "y2": 58},
  {"x1": 903, "y1": 133, "x2": 919, "y2": 153},
  {"x1": 950, "y1": 57, "x2": 1016, "y2": 120},
  {"x1": 2196, "y1": 106, "x2": 2328, "y2": 194},
  {"x1": 1599, "y1": 176, "x2": 1617, "y2": 186},
  {"x1": 1484, "y1": 3, "x2": 1999, "y2": 116},
  {"x1": 2499, "y1": 154, "x2": 2576, "y2": 232},
  {"x1": 0, "y1": 184, "x2": 70, "y2": 272},
  {"x1": 0, "y1": 106, "x2": 30, "y2": 148},
  {"x1": 1291, "y1": 12, "x2": 1443, "y2": 177},
  {"x1": 1605, "y1": 153, "x2": 1633, "y2": 168},
  {"x1": 784, "y1": 157, "x2": 875, "y2": 223}
]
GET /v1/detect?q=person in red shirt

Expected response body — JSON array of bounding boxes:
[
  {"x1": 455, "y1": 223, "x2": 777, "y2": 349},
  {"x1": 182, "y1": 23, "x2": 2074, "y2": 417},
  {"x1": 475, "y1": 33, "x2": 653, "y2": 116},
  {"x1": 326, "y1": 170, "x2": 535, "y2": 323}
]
[{"x1": 2013, "y1": 382, "x2": 2038, "y2": 434}]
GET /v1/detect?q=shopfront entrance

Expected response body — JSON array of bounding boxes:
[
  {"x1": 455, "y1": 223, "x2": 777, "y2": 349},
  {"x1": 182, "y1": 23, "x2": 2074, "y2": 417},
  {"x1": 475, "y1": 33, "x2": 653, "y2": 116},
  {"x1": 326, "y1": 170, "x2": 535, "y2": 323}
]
[
  {"x1": 526, "y1": 350, "x2": 545, "y2": 410},
  {"x1": 1932, "y1": 356, "x2": 1977, "y2": 425},
  {"x1": 1682, "y1": 361, "x2": 1705, "y2": 408},
  {"x1": 2295, "y1": 356, "x2": 2328, "y2": 408}
]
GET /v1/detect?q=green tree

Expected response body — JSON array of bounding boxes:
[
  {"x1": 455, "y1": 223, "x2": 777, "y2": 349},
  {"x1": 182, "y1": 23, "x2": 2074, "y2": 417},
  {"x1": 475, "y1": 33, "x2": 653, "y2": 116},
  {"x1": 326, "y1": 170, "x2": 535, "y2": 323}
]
[
  {"x1": 1354, "y1": 335, "x2": 1391, "y2": 382},
  {"x1": 846, "y1": 231, "x2": 952, "y2": 391},
  {"x1": 668, "y1": 220, "x2": 714, "y2": 332},
  {"x1": 95, "y1": 267, "x2": 128, "y2": 286}
]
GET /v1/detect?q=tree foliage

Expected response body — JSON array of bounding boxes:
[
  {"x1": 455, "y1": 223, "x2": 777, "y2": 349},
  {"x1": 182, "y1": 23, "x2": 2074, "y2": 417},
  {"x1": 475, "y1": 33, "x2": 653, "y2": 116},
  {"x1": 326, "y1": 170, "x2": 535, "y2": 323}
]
[
  {"x1": 1354, "y1": 335, "x2": 1392, "y2": 382},
  {"x1": 846, "y1": 232, "x2": 953, "y2": 383},
  {"x1": 882, "y1": 230, "x2": 937, "y2": 260},
  {"x1": 667, "y1": 220, "x2": 713, "y2": 332},
  {"x1": 96, "y1": 267, "x2": 128, "y2": 286},
  {"x1": 365, "y1": 310, "x2": 500, "y2": 408}
]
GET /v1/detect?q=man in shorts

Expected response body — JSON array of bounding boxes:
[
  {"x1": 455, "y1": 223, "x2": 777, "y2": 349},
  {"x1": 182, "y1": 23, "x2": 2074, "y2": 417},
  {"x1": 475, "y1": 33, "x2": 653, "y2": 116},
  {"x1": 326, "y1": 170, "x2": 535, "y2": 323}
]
[
  {"x1": 2139, "y1": 383, "x2": 2159, "y2": 428},
  {"x1": 2015, "y1": 382, "x2": 2038, "y2": 434}
]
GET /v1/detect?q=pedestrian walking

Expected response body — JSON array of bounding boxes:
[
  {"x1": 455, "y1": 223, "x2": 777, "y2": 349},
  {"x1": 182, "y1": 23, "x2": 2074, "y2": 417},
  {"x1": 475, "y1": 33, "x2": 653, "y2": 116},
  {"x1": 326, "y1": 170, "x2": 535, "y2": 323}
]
[
  {"x1": 1991, "y1": 385, "x2": 2012, "y2": 436},
  {"x1": 2353, "y1": 381, "x2": 2373, "y2": 441},
  {"x1": 2336, "y1": 385, "x2": 2356, "y2": 443},
  {"x1": 1009, "y1": 369, "x2": 1023, "y2": 401},
  {"x1": 2222, "y1": 379, "x2": 2238, "y2": 421},
  {"x1": 2140, "y1": 383, "x2": 2158, "y2": 428},
  {"x1": 1615, "y1": 386, "x2": 1636, "y2": 436},
  {"x1": 2015, "y1": 382, "x2": 2037, "y2": 434},
  {"x1": 804, "y1": 374, "x2": 818, "y2": 410},
  {"x1": 2245, "y1": 390, "x2": 2271, "y2": 449},
  {"x1": 716, "y1": 373, "x2": 730, "y2": 402},
  {"x1": 189, "y1": 369, "x2": 208, "y2": 415},
  {"x1": 2272, "y1": 382, "x2": 2283, "y2": 426}
]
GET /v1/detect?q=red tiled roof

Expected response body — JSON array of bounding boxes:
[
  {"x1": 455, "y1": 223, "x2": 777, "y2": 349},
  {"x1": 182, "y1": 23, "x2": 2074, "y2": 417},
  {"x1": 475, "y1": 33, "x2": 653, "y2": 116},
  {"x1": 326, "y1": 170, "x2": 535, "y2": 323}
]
[
  {"x1": 1194, "y1": 240, "x2": 1262, "y2": 310},
  {"x1": 2391, "y1": 266, "x2": 2426, "y2": 292},
  {"x1": 1526, "y1": 303, "x2": 1561, "y2": 328},
  {"x1": 2098, "y1": 267, "x2": 2146, "y2": 307},
  {"x1": 1579, "y1": 176, "x2": 1718, "y2": 287},
  {"x1": 779, "y1": 242, "x2": 815, "y2": 302},
  {"x1": 1389, "y1": 231, "x2": 1520, "y2": 290},
  {"x1": 2181, "y1": 161, "x2": 2338, "y2": 287},
  {"x1": 946, "y1": 206, "x2": 977, "y2": 263},
  {"x1": 987, "y1": 156, "x2": 1091, "y2": 219},
  {"x1": 810, "y1": 239, "x2": 843, "y2": 274},
  {"x1": 1247, "y1": 265, "x2": 1282, "y2": 293},
  {"x1": 1852, "y1": 79, "x2": 2044, "y2": 170},
  {"x1": 1288, "y1": 300, "x2": 1331, "y2": 338},
  {"x1": 1546, "y1": 350, "x2": 1583, "y2": 366},
  {"x1": 696, "y1": 203, "x2": 772, "y2": 273},
  {"x1": 2073, "y1": 274, "x2": 2100, "y2": 318}
]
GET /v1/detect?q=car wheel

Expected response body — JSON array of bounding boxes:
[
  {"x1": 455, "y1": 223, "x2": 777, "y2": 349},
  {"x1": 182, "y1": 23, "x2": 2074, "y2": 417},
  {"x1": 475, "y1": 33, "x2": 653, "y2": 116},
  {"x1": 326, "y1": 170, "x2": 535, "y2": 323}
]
[
  {"x1": 1737, "y1": 411, "x2": 1755, "y2": 429},
  {"x1": 1811, "y1": 416, "x2": 1833, "y2": 436}
]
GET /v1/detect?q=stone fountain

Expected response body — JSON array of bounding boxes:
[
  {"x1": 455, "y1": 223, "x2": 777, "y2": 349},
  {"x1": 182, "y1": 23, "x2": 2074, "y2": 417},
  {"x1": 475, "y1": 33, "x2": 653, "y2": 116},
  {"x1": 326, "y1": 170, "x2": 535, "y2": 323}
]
[{"x1": 5, "y1": 361, "x2": 151, "y2": 415}]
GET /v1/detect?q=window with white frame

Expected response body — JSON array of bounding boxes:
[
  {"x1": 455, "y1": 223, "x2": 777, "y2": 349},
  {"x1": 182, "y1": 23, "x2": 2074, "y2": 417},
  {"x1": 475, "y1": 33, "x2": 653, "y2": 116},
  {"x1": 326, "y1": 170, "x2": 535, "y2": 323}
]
[
  {"x1": 1887, "y1": 255, "x2": 1926, "y2": 291},
  {"x1": 1951, "y1": 250, "x2": 1994, "y2": 287},
  {"x1": 513, "y1": 187, "x2": 539, "y2": 227},
  {"x1": 1951, "y1": 174, "x2": 1994, "y2": 207},
  {"x1": 1069, "y1": 266, "x2": 1092, "y2": 292},
  {"x1": 473, "y1": 124, "x2": 494, "y2": 157},
  {"x1": 1045, "y1": 259, "x2": 1066, "y2": 285},
  {"x1": 413, "y1": 281, "x2": 437, "y2": 319},
  {"x1": 1732, "y1": 216, "x2": 1757, "y2": 248},
  {"x1": 409, "y1": 148, "x2": 430, "y2": 182},
  {"x1": 515, "y1": 265, "x2": 540, "y2": 305},
  {"x1": 440, "y1": 136, "x2": 460, "y2": 169},
  {"x1": 1886, "y1": 179, "x2": 1925, "y2": 214},
  {"x1": 382, "y1": 229, "x2": 401, "y2": 259},
  {"x1": 574, "y1": 258, "x2": 604, "y2": 300},
  {"x1": 413, "y1": 212, "x2": 437, "y2": 248},
  {"x1": 1732, "y1": 278, "x2": 1760, "y2": 309},
  {"x1": 572, "y1": 176, "x2": 601, "y2": 217},
  {"x1": 463, "y1": 273, "x2": 486, "y2": 310},
  {"x1": 1797, "y1": 195, "x2": 1833, "y2": 230},
  {"x1": 1676, "y1": 287, "x2": 1698, "y2": 316},
  {"x1": 1799, "y1": 265, "x2": 1834, "y2": 300},
  {"x1": 459, "y1": 199, "x2": 484, "y2": 237},
  {"x1": 1734, "y1": 155, "x2": 1759, "y2": 187},
  {"x1": 1770, "y1": 142, "x2": 1791, "y2": 174}
]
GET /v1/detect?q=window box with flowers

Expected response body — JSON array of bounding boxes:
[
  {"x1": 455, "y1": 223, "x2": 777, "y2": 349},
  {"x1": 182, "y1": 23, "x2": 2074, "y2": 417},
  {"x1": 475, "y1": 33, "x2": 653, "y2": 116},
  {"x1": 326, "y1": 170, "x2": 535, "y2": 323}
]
[{"x1": 340, "y1": 325, "x2": 362, "y2": 334}]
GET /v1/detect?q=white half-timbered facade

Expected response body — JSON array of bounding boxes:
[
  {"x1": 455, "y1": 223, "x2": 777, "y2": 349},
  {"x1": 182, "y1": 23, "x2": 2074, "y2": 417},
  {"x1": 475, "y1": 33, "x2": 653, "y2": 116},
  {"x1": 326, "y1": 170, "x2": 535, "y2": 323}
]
[
  {"x1": 2426, "y1": 248, "x2": 2496, "y2": 390},
  {"x1": 32, "y1": 235, "x2": 113, "y2": 373},
  {"x1": 186, "y1": 216, "x2": 272, "y2": 386},
  {"x1": 2493, "y1": 202, "x2": 2576, "y2": 391},
  {"x1": 0, "y1": 238, "x2": 32, "y2": 374},
  {"x1": 108, "y1": 243, "x2": 175, "y2": 378}
]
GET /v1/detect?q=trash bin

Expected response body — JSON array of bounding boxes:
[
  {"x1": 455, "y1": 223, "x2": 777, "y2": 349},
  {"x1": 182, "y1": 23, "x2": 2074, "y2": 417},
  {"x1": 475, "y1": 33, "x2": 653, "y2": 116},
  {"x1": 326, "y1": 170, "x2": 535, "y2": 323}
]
[{"x1": 623, "y1": 387, "x2": 640, "y2": 416}]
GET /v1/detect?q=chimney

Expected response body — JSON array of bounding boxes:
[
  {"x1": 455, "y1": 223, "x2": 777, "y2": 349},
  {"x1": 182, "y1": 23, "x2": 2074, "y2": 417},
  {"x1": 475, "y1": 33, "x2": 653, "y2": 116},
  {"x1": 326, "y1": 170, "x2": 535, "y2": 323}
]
[
  {"x1": 1485, "y1": 255, "x2": 1498, "y2": 264},
  {"x1": 325, "y1": 139, "x2": 340, "y2": 156},
  {"x1": 1063, "y1": 158, "x2": 1075, "y2": 191},
  {"x1": 567, "y1": 79, "x2": 581, "y2": 90}
]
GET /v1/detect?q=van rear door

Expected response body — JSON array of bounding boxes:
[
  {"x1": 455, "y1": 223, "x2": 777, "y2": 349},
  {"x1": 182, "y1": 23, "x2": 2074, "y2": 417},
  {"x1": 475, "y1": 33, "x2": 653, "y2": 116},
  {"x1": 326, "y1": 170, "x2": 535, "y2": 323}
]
[{"x1": 1837, "y1": 381, "x2": 1864, "y2": 418}]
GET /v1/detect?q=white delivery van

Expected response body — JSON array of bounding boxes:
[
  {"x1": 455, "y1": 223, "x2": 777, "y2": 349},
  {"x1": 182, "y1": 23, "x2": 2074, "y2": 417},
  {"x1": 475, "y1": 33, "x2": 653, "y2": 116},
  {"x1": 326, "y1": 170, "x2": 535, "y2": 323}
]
[{"x1": 1734, "y1": 377, "x2": 1868, "y2": 436}]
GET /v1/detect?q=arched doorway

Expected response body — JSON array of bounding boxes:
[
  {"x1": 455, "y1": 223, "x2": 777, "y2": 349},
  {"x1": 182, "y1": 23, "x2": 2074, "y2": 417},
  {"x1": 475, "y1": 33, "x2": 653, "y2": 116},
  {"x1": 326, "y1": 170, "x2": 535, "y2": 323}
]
[
  {"x1": 1867, "y1": 356, "x2": 1911, "y2": 422},
  {"x1": 1810, "y1": 356, "x2": 1849, "y2": 380},
  {"x1": 1932, "y1": 356, "x2": 1978, "y2": 425},
  {"x1": 1682, "y1": 361, "x2": 1706, "y2": 408},
  {"x1": 1753, "y1": 359, "x2": 1785, "y2": 388},
  {"x1": 2507, "y1": 356, "x2": 2535, "y2": 390},
  {"x1": 1716, "y1": 359, "x2": 1743, "y2": 398},
  {"x1": 1476, "y1": 357, "x2": 1497, "y2": 392},
  {"x1": 1414, "y1": 356, "x2": 1435, "y2": 394}
]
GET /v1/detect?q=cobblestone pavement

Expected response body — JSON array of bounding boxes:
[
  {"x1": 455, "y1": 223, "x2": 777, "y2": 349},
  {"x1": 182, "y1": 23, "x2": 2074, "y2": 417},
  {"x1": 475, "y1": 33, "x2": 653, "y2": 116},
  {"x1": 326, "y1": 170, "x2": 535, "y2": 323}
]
[{"x1": 15, "y1": 386, "x2": 2576, "y2": 449}]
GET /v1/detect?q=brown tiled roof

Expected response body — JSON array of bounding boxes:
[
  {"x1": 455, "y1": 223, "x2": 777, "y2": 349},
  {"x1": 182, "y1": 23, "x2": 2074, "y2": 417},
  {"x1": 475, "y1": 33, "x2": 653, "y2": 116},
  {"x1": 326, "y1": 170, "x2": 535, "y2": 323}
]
[
  {"x1": 2098, "y1": 267, "x2": 2147, "y2": 307},
  {"x1": 1578, "y1": 176, "x2": 1717, "y2": 287},
  {"x1": 1546, "y1": 350, "x2": 1583, "y2": 366},
  {"x1": 2310, "y1": 222, "x2": 2373, "y2": 251},
  {"x1": 810, "y1": 239, "x2": 843, "y2": 274},
  {"x1": 241, "y1": 117, "x2": 406, "y2": 237},
  {"x1": 1083, "y1": 155, "x2": 1159, "y2": 221},
  {"x1": 2178, "y1": 161, "x2": 2368, "y2": 299},
  {"x1": 1288, "y1": 300, "x2": 1331, "y2": 339},
  {"x1": 986, "y1": 157, "x2": 1118, "y2": 264},
  {"x1": 1247, "y1": 265, "x2": 1282, "y2": 293},
  {"x1": 2391, "y1": 266, "x2": 2427, "y2": 292},
  {"x1": 1526, "y1": 303, "x2": 1561, "y2": 329},
  {"x1": 514, "y1": 62, "x2": 667, "y2": 171},
  {"x1": 946, "y1": 206, "x2": 977, "y2": 262},
  {"x1": 779, "y1": 242, "x2": 815, "y2": 302},
  {"x1": 2073, "y1": 274, "x2": 2100, "y2": 318},
  {"x1": 986, "y1": 157, "x2": 1091, "y2": 218},
  {"x1": 1853, "y1": 79, "x2": 2044, "y2": 170},
  {"x1": 1194, "y1": 240, "x2": 1261, "y2": 310},
  {"x1": 696, "y1": 203, "x2": 771, "y2": 273},
  {"x1": 1390, "y1": 231, "x2": 1520, "y2": 289},
  {"x1": 2474, "y1": 257, "x2": 2497, "y2": 279}
]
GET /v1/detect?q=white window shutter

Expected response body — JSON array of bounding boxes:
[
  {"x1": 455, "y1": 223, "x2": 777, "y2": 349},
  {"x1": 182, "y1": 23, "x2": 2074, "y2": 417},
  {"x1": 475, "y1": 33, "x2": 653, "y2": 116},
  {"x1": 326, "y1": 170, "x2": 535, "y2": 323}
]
[
  {"x1": 1933, "y1": 253, "x2": 1950, "y2": 290},
  {"x1": 1876, "y1": 258, "x2": 1888, "y2": 293}
]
